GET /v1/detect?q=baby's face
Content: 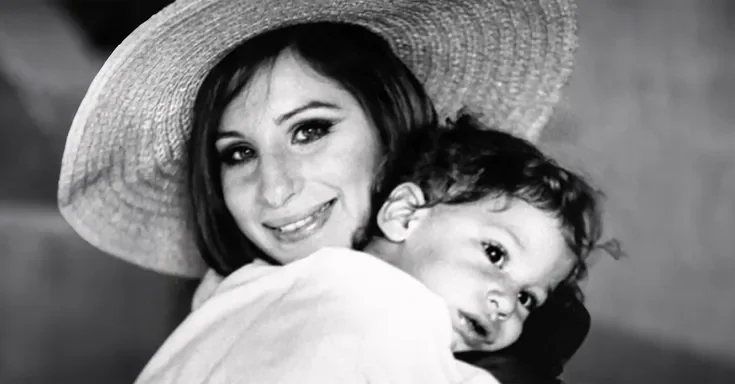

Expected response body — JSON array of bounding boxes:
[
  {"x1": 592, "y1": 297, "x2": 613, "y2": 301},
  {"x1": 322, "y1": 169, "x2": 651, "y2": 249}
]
[{"x1": 393, "y1": 196, "x2": 574, "y2": 352}]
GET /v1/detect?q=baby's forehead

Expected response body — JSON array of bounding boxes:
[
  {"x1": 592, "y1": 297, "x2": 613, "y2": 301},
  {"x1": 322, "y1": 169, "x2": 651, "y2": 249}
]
[
  {"x1": 475, "y1": 197, "x2": 573, "y2": 264},
  {"x1": 477, "y1": 195, "x2": 564, "y2": 230},
  {"x1": 547, "y1": 249, "x2": 578, "y2": 282}
]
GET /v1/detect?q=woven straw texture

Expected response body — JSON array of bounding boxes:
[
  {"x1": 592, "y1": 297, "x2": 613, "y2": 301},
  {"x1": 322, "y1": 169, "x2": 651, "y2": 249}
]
[{"x1": 58, "y1": 0, "x2": 578, "y2": 277}]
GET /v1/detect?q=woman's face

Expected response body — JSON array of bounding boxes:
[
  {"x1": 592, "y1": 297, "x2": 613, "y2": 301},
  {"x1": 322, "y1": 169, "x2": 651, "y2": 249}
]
[{"x1": 215, "y1": 50, "x2": 382, "y2": 264}]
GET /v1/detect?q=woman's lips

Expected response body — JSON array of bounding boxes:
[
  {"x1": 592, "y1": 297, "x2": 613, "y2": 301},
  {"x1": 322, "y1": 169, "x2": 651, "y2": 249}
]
[{"x1": 262, "y1": 199, "x2": 337, "y2": 243}]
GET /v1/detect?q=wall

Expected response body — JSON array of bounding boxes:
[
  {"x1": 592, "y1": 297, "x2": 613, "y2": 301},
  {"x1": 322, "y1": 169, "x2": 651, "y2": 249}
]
[{"x1": 541, "y1": 0, "x2": 735, "y2": 381}]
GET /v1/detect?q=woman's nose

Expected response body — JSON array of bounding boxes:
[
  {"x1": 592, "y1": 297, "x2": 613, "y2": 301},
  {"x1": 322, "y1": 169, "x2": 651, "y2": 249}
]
[
  {"x1": 485, "y1": 288, "x2": 517, "y2": 322},
  {"x1": 258, "y1": 153, "x2": 302, "y2": 208}
]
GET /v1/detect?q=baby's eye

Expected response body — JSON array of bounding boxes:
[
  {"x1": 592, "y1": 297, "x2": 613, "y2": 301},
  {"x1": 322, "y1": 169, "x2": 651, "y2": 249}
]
[
  {"x1": 518, "y1": 291, "x2": 539, "y2": 311},
  {"x1": 292, "y1": 120, "x2": 334, "y2": 145},
  {"x1": 483, "y1": 242, "x2": 507, "y2": 267},
  {"x1": 219, "y1": 145, "x2": 256, "y2": 166}
]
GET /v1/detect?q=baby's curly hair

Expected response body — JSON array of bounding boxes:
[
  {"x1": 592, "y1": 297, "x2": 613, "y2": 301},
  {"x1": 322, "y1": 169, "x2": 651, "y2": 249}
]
[{"x1": 366, "y1": 112, "x2": 622, "y2": 301}]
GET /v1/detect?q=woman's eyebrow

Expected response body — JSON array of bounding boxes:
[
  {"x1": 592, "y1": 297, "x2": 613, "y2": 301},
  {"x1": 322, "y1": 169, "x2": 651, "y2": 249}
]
[
  {"x1": 216, "y1": 131, "x2": 243, "y2": 141},
  {"x1": 274, "y1": 100, "x2": 340, "y2": 124}
]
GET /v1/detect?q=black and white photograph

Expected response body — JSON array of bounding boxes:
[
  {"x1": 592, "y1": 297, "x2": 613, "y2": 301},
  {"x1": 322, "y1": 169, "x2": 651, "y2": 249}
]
[{"x1": 1, "y1": 0, "x2": 733, "y2": 383}]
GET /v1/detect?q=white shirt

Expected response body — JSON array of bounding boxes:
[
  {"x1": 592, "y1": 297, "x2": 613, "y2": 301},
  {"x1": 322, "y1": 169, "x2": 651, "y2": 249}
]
[{"x1": 135, "y1": 247, "x2": 499, "y2": 384}]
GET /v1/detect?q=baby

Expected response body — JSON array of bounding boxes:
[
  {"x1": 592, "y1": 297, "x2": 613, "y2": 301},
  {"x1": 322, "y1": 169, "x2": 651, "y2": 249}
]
[{"x1": 135, "y1": 114, "x2": 613, "y2": 383}]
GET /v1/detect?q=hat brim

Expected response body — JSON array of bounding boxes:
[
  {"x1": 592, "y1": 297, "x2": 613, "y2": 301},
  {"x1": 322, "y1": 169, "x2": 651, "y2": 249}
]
[{"x1": 59, "y1": 0, "x2": 578, "y2": 277}]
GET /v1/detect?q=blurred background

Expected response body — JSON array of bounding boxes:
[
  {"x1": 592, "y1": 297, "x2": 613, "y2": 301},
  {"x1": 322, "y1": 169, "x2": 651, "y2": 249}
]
[{"x1": 0, "y1": 0, "x2": 733, "y2": 383}]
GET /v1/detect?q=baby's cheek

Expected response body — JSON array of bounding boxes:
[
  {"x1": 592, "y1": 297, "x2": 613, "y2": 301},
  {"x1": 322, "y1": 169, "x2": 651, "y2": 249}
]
[{"x1": 494, "y1": 318, "x2": 524, "y2": 350}]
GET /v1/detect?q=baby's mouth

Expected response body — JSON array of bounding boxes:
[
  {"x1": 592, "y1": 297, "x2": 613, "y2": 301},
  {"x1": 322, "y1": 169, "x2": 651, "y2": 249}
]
[{"x1": 457, "y1": 310, "x2": 492, "y2": 347}]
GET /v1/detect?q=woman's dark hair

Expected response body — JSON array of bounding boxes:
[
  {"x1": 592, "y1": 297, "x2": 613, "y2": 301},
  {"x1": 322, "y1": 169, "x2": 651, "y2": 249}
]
[{"x1": 187, "y1": 22, "x2": 438, "y2": 276}]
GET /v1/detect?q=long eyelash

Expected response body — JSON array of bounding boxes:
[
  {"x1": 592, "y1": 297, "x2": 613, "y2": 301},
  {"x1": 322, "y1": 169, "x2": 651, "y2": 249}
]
[
  {"x1": 218, "y1": 145, "x2": 253, "y2": 166},
  {"x1": 290, "y1": 119, "x2": 335, "y2": 146},
  {"x1": 308, "y1": 118, "x2": 334, "y2": 127},
  {"x1": 295, "y1": 119, "x2": 334, "y2": 133}
]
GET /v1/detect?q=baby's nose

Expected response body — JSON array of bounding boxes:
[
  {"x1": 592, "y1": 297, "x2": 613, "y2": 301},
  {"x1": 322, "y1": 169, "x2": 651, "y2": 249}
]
[{"x1": 485, "y1": 288, "x2": 517, "y2": 321}]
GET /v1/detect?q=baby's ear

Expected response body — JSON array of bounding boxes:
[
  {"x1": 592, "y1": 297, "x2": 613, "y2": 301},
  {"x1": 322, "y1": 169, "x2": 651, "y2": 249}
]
[{"x1": 377, "y1": 182, "x2": 428, "y2": 242}]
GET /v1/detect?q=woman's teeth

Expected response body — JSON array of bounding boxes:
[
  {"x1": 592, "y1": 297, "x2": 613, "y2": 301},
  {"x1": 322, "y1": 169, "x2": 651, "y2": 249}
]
[
  {"x1": 275, "y1": 200, "x2": 333, "y2": 234},
  {"x1": 277, "y1": 212, "x2": 315, "y2": 233}
]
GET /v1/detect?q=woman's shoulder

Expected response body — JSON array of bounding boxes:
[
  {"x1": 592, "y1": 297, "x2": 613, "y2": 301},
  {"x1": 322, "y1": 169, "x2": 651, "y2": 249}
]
[
  {"x1": 192, "y1": 259, "x2": 275, "y2": 310},
  {"x1": 303, "y1": 247, "x2": 445, "y2": 305}
]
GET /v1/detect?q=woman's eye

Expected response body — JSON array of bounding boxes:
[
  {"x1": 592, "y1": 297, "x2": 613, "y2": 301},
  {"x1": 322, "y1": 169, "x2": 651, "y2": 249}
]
[
  {"x1": 518, "y1": 291, "x2": 539, "y2": 311},
  {"x1": 483, "y1": 242, "x2": 507, "y2": 267},
  {"x1": 292, "y1": 120, "x2": 333, "y2": 144},
  {"x1": 219, "y1": 145, "x2": 256, "y2": 166}
]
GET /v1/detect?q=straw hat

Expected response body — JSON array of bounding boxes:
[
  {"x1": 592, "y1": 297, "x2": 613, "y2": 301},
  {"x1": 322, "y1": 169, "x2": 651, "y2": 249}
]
[{"x1": 58, "y1": 0, "x2": 578, "y2": 277}]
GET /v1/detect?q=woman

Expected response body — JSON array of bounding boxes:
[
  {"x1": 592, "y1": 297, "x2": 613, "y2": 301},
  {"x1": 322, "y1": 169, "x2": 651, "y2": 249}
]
[
  {"x1": 188, "y1": 22, "x2": 437, "y2": 275},
  {"x1": 58, "y1": 0, "x2": 584, "y2": 382}
]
